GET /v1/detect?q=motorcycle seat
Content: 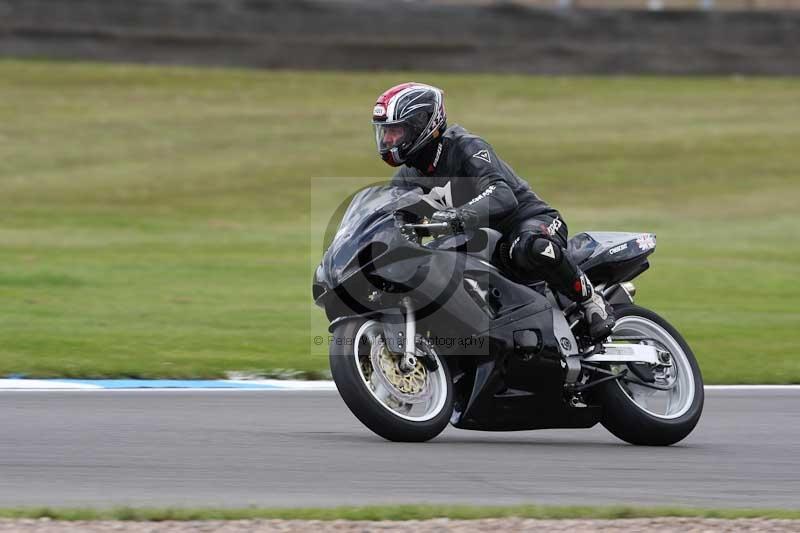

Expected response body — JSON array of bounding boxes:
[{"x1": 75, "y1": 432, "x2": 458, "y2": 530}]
[{"x1": 567, "y1": 231, "x2": 656, "y2": 271}]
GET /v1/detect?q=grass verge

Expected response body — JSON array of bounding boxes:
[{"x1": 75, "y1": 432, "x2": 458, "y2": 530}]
[
  {"x1": 0, "y1": 60, "x2": 798, "y2": 381},
  {"x1": 1, "y1": 505, "x2": 799, "y2": 521}
]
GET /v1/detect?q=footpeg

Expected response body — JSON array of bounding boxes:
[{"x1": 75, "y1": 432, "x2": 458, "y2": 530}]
[{"x1": 568, "y1": 394, "x2": 588, "y2": 408}]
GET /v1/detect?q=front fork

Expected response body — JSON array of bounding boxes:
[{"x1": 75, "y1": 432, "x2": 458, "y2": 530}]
[
  {"x1": 377, "y1": 297, "x2": 420, "y2": 371},
  {"x1": 381, "y1": 297, "x2": 438, "y2": 373},
  {"x1": 399, "y1": 297, "x2": 417, "y2": 372}
]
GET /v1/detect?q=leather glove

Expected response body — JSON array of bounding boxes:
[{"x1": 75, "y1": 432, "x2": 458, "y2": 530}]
[
  {"x1": 399, "y1": 224, "x2": 418, "y2": 243},
  {"x1": 431, "y1": 209, "x2": 465, "y2": 234},
  {"x1": 394, "y1": 211, "x2": 420, "y2": 243}
]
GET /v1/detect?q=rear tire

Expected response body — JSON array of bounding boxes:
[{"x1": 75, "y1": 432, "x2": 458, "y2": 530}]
[
  {"x1": 329, "y1": 318, "x2": 453, "y2": 442},
  {"x1": 598, "y1": 305, "x2": 704, "y2": 446}
]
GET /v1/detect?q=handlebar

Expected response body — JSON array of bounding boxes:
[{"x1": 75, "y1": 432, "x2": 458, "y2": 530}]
[
  {"x1": 402, "y1": 222, "x2": 451, "y2": 233},
  {"x1": 403, "y1": 222, "x2": 450, "y2": 230}
]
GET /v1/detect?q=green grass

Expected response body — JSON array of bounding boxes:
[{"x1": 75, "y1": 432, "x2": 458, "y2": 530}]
[
  {"x1": 0, "y1": 504, "x2": 799, "y2": 521},
  {"x1": 0, "y1": 59, "x2": 798, "y2": 381}
]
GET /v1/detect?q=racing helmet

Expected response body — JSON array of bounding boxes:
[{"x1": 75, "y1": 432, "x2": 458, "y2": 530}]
[{"x1": 372, "y1": 82, "x2": 446, "y2": 167}]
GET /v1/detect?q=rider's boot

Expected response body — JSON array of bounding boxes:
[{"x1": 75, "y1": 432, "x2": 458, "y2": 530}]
[
  {"x1": 576, "y1": 274, "x2": 615, "y2": 343},
  {"x1": 507, "y1": 230, "x2": 616, "y2": 342}
]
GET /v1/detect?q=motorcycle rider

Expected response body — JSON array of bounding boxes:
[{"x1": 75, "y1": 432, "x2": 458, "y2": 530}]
[{"x1": 372, "y1": 82, "x2": 615, "y2": 342}]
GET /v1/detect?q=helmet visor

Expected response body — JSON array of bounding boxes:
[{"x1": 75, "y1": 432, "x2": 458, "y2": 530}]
[{"x1": 373, "y1": 121, "x2": 415, "y2": 154}]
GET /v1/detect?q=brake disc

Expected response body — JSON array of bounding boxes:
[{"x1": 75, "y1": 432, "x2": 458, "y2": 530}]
[{"x1": 369, "y1": 339, "x2": 432, "y2": 404}]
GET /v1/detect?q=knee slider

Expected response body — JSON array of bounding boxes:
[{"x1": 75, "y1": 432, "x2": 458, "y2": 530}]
[
  {"x1": 528, "y1": 236, "x2": 563, "y2": 265},
  {"x1": 509, "y1": 230, "x2": 586, "y2": 300},
  {"x1": 509, "y1": 232, "x2": 562, "y2": 272}
]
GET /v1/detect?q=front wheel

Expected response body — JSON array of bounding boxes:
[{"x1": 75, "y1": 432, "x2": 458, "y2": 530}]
[
  {"x1": 597, "y1": 304, "x2": 704, "y2": 446},
  {"x1": 329, "y1": 319, "x2": 454, "y2": 442}
]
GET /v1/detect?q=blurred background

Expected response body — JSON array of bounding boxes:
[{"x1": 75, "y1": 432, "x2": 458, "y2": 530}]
[{"x1": 0, "y1": 0, "x2": 797, "y2": 383}]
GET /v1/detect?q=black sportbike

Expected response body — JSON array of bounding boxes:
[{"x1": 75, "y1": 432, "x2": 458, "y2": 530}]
[{"x1": 313, "y1": 185, "x2": 703, "y2": 445}]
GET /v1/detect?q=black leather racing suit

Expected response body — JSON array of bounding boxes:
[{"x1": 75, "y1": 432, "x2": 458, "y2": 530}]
[{"x1": 392, "y1": 125, "x2": 591, "y2": 302}]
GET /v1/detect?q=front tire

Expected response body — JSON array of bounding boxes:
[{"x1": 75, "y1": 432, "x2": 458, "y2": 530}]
[
  {"x1": 329, "y1": 318, "x2": 454, "y2": 442},
  {"x1": 598, "y1": 304, "x2": 704, "y2": 446}
]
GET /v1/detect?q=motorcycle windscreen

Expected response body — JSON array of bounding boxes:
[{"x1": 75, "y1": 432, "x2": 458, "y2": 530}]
[{"x1": 321, "y1": 185, "x2": 424, "y2": 286}]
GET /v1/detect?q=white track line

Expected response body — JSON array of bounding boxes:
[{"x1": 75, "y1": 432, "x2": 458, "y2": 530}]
[
  {"x1": 0, "y1": 380, "x2": 101, "y2": 390},
  {"x1": 226, "y1": 379, "x2": 337, "y2": 390},
  {"x1": 704, "y1": 385, "x2": 800, "y2": 391},
  {"x1": 0, "y1": 388, "x2": 334, "y2": 392},
  {"x1": 0, "y1": 380, "x2": 797, "y2": 392}
]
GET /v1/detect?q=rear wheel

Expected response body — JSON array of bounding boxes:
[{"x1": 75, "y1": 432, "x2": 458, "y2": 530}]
[
  {"x1": 597, "y1": 305, "x2": 704, "y2": 446},
  {"x1": 329, "y1": 319, "x2": 453, "y2": 442}
]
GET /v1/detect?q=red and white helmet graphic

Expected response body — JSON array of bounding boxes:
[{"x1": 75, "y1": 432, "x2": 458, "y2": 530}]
[{"x1": 372, "y1": 82, "x2": 446, "y2": 167}]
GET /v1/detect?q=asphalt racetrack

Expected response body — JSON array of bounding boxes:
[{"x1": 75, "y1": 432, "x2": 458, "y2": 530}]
[{"x1": 1, "y1": 389, "x2": 798, "y2": 509}]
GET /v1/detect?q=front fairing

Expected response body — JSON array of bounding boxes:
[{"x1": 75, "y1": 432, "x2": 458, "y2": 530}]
[{"x1": 316, "y1": 185, "x2": 425, "y2": 290}]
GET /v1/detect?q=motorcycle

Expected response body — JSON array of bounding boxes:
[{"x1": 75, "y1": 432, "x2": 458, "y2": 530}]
[{"x1": 312, "y1": 185, "x2": 703, "y2": 445}]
